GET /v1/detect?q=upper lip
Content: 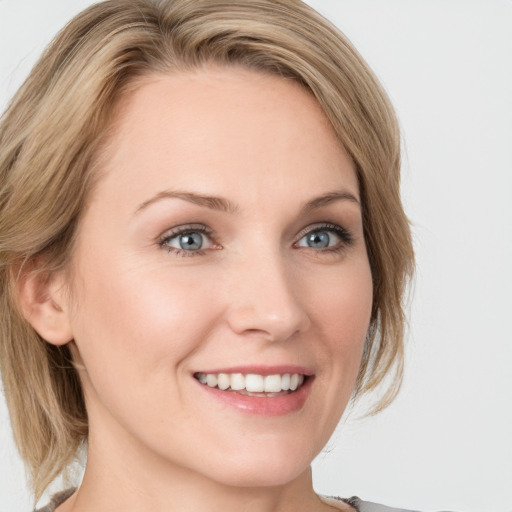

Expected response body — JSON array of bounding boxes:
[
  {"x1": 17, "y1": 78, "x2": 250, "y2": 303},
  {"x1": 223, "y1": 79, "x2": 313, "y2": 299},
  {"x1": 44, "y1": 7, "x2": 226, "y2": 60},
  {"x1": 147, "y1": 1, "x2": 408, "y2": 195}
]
[{"x1": 193, "y1": 365, "x2": 314, "y2": 376}]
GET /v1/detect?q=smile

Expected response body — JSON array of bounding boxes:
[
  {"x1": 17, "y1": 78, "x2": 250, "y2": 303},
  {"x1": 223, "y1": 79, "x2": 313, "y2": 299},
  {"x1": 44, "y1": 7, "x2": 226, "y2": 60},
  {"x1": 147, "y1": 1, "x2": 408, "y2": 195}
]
[{"x1": 194, "y1": 372, "x2": 306, "y2": 395}]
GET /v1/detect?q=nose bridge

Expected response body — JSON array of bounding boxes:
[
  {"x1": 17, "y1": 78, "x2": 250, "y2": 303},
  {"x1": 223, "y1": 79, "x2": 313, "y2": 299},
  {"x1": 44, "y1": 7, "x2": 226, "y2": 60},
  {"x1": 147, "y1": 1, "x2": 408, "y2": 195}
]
[{"x1": 225, "y1": 244, "x2": 310, "y2": 341}]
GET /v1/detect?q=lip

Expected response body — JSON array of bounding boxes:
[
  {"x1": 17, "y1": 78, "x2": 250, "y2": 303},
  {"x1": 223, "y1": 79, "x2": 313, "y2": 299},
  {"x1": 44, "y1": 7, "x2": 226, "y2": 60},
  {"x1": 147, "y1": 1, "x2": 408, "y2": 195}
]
[
  {"x1": 193, "y1": 365, "x2": 314, "y2": 416},
  {"x1": 193, "y1": 365, "x2": 314, "y2": 376}
]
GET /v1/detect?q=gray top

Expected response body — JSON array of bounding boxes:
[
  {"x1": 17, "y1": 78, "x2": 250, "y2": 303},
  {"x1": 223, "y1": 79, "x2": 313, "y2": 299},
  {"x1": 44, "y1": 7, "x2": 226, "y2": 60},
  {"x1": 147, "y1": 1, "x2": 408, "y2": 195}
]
[
  {"x1": 336, "y1": 496, "x2": 417, "y2": 511},
  {"x1": 35, "y1": 489, "x2": 456, "y2": 512},
  {"x1": 328, "y1": 496, "x2": 456, "y2": 512},
  {"x1": 35, "y1": 489, "x2": 76, "y2": 512}
]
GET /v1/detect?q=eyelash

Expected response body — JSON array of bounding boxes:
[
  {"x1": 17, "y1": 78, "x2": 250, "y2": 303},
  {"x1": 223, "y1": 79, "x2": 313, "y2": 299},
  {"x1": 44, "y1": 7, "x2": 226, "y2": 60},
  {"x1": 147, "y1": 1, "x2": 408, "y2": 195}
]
[{"x1": 157, "y1": 222, "x2": 353, "y2": 257}]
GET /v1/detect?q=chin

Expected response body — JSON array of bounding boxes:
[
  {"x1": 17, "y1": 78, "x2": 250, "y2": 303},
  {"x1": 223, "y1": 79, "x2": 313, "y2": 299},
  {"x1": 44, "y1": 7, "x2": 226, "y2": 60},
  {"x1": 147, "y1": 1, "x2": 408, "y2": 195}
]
[
  {"x1": 211, "y1": 463, "x2": 309, "y2": 489},
  {"x1": 192, "y1": 441, "x2": 315, "y2": 489}
]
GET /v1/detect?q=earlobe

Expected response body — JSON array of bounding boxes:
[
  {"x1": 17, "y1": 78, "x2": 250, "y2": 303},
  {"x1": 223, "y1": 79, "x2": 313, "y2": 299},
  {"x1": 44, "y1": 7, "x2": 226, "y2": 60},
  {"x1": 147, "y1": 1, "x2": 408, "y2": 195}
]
[{"x1": 17, "y1": 268, "x2": 74, "y2": 346}]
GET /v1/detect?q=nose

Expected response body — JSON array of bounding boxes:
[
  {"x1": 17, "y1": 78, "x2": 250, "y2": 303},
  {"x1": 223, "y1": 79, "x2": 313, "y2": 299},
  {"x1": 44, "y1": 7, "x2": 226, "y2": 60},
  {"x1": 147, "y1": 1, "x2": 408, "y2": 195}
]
[{"x1": 224, "y1": 249, "x2": 311, "y2": 342}]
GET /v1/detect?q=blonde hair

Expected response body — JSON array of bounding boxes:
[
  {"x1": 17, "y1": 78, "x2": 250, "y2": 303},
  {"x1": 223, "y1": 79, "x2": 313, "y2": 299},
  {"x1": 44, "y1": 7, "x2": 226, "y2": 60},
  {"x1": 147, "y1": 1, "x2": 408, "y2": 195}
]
[{"x1": 0, "y1": 0, "x2": 414, "y2": 501}]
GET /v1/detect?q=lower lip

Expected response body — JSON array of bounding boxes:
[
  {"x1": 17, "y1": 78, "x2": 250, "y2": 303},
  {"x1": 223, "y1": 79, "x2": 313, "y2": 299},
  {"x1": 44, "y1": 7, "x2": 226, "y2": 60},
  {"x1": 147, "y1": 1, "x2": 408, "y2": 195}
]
[{"x1": 196, "y1": 377, "x2": 313, "y2": 416}]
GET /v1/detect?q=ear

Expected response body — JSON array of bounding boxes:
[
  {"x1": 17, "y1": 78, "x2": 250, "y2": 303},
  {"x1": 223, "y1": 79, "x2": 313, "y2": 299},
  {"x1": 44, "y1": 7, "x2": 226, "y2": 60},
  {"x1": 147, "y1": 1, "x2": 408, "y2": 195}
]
[{"x1": 17, "y1": 266, "x2": 74, "y2": 346}]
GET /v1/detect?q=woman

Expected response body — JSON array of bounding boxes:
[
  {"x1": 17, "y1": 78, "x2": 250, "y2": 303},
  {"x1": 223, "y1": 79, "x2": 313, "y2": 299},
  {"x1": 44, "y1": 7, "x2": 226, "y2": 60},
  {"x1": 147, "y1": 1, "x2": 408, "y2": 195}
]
[{"x1": 0, "y1": 1, "x2": 416, "y2": 511}]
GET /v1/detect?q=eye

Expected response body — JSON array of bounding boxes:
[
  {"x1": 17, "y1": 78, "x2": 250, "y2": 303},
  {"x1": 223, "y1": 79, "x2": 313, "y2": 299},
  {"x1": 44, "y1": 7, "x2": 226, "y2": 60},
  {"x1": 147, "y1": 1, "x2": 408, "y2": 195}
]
[
  {"x1": 295, "y1": 223, "x2": 352, "y2": 251},
  {"x1": 159, "y1": 225, "x2": 215, "y2": 256}
]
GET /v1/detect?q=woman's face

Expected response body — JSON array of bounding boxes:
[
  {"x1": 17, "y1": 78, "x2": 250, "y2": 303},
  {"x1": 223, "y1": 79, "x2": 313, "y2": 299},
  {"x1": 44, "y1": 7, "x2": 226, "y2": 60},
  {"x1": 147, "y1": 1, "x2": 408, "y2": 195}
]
[{"x1": 64, "y1": 67, "x2": 373, "y2": 487}]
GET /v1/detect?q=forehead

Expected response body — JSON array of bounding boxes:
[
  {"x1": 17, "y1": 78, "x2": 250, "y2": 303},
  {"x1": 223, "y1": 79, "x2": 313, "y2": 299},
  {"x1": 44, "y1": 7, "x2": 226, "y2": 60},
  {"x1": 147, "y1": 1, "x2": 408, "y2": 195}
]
[{"x1": 92, "y1": 66, "x2": 358, "y2": 211}]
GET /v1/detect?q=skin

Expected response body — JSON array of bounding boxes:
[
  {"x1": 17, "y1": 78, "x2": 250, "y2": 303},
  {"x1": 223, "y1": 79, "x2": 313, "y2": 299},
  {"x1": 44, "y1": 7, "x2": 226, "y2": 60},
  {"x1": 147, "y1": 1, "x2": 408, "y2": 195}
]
[{"x1": 44, "y1": 67, "x2": 372, "y2": 512}]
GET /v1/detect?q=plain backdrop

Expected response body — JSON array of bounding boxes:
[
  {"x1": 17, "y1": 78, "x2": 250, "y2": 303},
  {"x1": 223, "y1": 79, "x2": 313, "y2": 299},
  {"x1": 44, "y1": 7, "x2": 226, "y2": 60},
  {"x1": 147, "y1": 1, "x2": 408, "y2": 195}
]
[{"x1": 1, "y1": 1, "x2": 511, "y2": 511}]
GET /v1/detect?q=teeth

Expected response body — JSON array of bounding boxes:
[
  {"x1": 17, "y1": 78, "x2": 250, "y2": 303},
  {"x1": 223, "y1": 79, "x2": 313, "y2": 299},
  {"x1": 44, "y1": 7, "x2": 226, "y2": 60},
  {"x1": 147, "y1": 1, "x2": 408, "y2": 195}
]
[
  {"x1": 264, "y1": 374, "x2": 282, "y2": 393},
  {"x1": 195, "y1": 372, "x2": 306, "y2": 393},
  {"x1": 205, "y1": 374, "x2": 217, "y2": 388},
  {"x1": 290, "y1": 373, "x2": 300, "y2": 391},
  {"x1": 245, "y1": 374, "x2": 264, "y2": 392},
  {"x1": 230, "y1": 373, "x2": 245, "y2": 391},
  {"x1": 217, "y1": 373, "x2": 230, "y2": 391}
]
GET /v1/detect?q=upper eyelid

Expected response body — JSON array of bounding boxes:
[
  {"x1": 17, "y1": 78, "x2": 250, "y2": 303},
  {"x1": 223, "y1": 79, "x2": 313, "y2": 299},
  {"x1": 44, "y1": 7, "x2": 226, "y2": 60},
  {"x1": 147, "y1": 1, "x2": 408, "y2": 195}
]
[
  {"x1": 295, "y1": 222, "x2": 350, "y2": 238},
  {"x1": 158, "y1": 223, "x2": 213, "y2": 241}
]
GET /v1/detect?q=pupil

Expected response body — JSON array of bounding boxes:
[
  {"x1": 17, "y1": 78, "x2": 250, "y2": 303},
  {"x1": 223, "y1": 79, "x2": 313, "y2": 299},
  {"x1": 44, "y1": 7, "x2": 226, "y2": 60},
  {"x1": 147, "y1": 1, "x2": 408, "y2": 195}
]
[
  {"x1": 180, "y1": 233, "x2": 202, "y2": 250},
  {"x1": 308, "y1": 231, "x2": 329, "y2": 248}
]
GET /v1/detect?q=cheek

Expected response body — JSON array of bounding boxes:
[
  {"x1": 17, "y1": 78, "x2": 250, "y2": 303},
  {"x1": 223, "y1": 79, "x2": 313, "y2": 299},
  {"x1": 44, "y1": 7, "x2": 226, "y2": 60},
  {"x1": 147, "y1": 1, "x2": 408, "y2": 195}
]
[
  {"x1": 307, "y1": 257, "x2": 373, "y2": 376},
  {"x1": 68, "y1": 254, "x2": 220, "y2": 388},
  {"x1": 310, "y1": 258, "x2": 372, "y2": 336}
]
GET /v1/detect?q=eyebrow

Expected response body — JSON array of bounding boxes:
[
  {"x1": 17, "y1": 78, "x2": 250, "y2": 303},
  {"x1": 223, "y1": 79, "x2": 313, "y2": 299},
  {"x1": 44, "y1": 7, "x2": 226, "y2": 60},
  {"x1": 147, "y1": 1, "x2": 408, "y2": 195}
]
[
  {"x1": 134, "y1": 190, "x2": 239, "y2": 215},
  {"x1": 301, "y1": 191, "x2": 360, "y2": 213},
  {"x1": 134, "y1": 189, "x2": 359, "y2": 215}
]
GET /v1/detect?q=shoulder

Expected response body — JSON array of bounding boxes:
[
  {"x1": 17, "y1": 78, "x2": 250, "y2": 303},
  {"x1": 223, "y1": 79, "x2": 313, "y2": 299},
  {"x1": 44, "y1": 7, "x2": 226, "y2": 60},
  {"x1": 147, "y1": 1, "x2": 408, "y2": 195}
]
[
  {"x1": 348, "y1": 497, "x2": 419, "y2": 512},
  {"x1": 324, "y1": 495, "x2": 459, "y2": 512},
  {"x1": 34, "y1": 489, "x2": 76, "y2": 512}
]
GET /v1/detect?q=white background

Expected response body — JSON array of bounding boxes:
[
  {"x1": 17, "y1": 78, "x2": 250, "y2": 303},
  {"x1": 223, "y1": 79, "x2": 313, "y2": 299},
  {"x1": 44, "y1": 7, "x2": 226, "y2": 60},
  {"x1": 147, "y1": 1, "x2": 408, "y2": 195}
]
[{"x1": 1, "y1": 1, "x2": 511, "y2": 511}]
